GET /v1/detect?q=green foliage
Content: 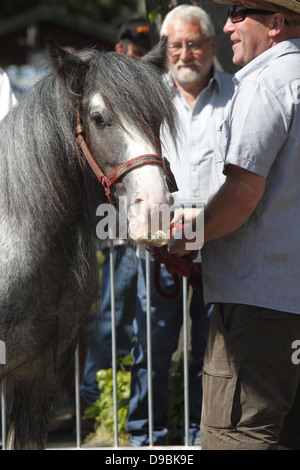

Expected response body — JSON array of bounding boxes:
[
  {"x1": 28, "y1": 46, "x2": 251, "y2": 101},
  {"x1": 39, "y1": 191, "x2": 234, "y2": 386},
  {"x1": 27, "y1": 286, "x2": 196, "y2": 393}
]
[
  {"x1": 148, "y1": 4, "x2": 162, "y2": 24},
  {"x1": 166, "y1": 353, "x2": 185, "y2": 445},
  {"x1": 83, "y1": 354, "x2": 132, "y2": 439},
  {"x1": 83, "y1": 352, "x2": 187, "y2": 445}
]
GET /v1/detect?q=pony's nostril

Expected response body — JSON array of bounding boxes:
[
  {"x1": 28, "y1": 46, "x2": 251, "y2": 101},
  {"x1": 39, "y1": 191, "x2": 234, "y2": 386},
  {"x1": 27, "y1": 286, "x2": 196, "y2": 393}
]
[{"x1": 132, "y1": 198, "x2": 143, "y2": 206}]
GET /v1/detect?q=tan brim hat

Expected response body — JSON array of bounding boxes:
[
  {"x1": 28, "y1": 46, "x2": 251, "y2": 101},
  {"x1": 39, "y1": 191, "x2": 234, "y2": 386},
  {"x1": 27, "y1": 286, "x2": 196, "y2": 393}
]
[{"x1": 213, "y1": 0, "x2": 300, "y2": 15}]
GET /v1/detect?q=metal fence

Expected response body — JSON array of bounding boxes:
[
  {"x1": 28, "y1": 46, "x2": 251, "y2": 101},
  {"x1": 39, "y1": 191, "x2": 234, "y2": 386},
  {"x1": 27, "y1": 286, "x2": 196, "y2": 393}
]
[{"x1": 1, "y1": 244, "x2": 193, "y2": 450}]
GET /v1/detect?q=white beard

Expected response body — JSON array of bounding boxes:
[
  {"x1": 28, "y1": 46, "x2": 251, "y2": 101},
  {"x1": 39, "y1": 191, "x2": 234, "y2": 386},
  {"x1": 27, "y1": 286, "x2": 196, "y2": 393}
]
[{"x1": 171, "y1": 61, "x2": 202, "y2": 85}]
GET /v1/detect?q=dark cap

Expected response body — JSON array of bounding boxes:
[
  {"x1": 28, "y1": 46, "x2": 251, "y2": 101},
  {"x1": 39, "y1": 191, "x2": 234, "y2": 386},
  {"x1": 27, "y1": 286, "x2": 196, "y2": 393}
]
[{"x1": 118, "y1": 18, "x2": 151, "y2": 43}]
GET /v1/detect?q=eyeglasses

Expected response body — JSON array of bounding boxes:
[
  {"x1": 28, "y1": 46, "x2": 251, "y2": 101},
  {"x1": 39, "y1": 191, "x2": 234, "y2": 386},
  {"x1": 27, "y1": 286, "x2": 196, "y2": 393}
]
[
  {"x1": 168, "y1": 37, "x2": 211, "y2": 55},
  {"x1": 228, "y1": 5, "x2": 275, "y2": 23}
]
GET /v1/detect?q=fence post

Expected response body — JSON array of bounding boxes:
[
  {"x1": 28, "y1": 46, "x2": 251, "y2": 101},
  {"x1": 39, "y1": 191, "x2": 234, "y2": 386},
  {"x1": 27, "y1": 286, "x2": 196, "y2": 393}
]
[
  {"x1": 75, "y1": 344, "x2": 81, "y2": 448},
  {"x1": 1, "y1": 382, "x2": 6, "y2": 450},
  {"x1": 146, "y1": 250, "x2": 154, "y2": 446},
  {"x1": 182, "y1": 277, "x2": 190, "y2": 446},
  {"x1": 109, "y1": 237, "x2": 119, "y2": 447}
]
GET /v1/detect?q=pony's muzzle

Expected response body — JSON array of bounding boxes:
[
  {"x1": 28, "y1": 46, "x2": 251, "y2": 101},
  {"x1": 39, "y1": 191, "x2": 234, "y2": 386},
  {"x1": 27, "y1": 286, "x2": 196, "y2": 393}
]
[
  {"x1": 128, "y1": 195, "x2": 173, "y2": 246},
  {"x1": 133, "y1": 229, "x2": 169, "y2": 247}
]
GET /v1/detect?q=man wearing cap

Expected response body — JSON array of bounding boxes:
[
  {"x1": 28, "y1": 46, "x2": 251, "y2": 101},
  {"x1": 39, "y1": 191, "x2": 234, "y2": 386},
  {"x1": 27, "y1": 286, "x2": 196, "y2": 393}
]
[
  {"x1": 115, "y1": 18, "x2": 151, "y2": 59},
  {"x1": 169, "y1": 0, "x2": 300, "y2": 450}
]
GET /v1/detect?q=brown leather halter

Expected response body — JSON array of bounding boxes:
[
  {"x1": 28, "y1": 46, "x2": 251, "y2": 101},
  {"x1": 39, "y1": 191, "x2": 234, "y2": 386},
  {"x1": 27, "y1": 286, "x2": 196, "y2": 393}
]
[{"x1": 74, "y1": 113, "x2": 178, "y2": 207}]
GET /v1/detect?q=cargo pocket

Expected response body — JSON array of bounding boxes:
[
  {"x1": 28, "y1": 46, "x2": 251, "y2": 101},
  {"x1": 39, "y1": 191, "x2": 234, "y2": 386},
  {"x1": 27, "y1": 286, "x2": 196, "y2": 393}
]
[
  {"x1": 201, "y1": 304, "x2": 241, "y2": 429},
  {"x1": 201, "y1": 366, "x2": 240, "y2": 429}
]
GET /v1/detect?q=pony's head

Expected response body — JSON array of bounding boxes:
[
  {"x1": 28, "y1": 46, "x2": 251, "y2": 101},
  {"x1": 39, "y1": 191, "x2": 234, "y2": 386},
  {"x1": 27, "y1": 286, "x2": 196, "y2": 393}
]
[{"x1": 47, "y1": 39, "x2": 178, "y2": 245}]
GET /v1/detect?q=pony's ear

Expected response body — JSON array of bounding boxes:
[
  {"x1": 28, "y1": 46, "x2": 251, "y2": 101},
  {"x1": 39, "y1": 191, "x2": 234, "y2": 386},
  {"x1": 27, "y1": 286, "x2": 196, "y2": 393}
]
[
  {"x1": 142, "y1": 35, "x2": 169, "y2": 73},
  {"x1": 47, "y1": 40, "x2": 89, "y2": 96}
]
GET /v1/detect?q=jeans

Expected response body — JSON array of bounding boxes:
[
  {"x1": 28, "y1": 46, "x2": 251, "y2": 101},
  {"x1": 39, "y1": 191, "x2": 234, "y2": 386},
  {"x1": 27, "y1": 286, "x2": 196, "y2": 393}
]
[
  {"x1": 126, "y1": 257, "x2": 212, "y2": 446},
  {"x1": 80, "y1": 245, "x2": 137, "y2": 406}
]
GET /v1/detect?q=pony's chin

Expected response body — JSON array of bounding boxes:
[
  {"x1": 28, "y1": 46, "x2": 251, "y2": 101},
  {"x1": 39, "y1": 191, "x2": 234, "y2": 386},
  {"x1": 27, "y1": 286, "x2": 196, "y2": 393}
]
[{"x1": 130, "y1": 230, "x2": 169, "y2": 247}]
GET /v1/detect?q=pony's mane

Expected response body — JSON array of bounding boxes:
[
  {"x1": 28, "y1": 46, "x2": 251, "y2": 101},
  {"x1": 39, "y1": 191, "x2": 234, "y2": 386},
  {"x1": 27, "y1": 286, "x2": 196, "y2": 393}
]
[
  {"x1": 0, "y1": 71, "x2": 101, "y2": 231},
  {"x1": 0, "y1": 71, "x2": 101, "y2": 295}
]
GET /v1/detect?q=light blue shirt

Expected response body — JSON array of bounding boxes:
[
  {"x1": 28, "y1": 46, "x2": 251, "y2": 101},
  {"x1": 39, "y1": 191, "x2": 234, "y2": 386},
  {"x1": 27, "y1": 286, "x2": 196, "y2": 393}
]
[
  {"x1": 162, "y1": 68, "x2": 234, "y2": 204},
  {"x1": 137, "y1": 67, "x2": 234, "y2": 259},
  {"x1": 202, "y1": 39, "x2": 300, "y2": 314}
]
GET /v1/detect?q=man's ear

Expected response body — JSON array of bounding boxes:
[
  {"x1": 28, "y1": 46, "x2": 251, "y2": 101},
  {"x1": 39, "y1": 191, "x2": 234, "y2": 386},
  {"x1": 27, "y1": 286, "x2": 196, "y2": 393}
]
[{"x1": 268, "y1": 13, "x2": 286, "y2": 38}]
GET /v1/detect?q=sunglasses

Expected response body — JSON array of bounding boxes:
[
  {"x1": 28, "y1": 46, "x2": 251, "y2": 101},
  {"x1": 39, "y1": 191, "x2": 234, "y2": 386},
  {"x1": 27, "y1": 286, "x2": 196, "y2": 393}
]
[{"x1": 228, "y1": 5, "x2": 275, "y2": 23}]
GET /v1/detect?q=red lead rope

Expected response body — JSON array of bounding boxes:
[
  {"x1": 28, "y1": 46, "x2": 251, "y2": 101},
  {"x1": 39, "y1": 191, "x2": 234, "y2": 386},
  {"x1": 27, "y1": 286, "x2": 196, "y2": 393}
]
[
  {"x1": 147, "y1": 223, "x2": 203, "y2": 300},
  {"x1": 148, "y1": 245, "x2": 203, "y2": 300}
]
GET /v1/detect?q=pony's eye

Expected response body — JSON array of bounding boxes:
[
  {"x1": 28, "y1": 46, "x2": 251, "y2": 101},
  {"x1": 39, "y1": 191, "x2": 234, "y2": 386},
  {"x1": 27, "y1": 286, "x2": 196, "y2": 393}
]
[{"x1": 91, "y1": 113, "x2": 105, "y2": 127}]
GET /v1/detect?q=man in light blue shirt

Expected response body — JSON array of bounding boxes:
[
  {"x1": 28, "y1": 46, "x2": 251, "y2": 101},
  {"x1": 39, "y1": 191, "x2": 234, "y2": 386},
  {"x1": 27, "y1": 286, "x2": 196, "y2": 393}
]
[
  {"x1": 203, "y1": 38, "x2": 300, "y2": 311},
  {"x1": 170, "y1": 0, "x2": 300, "y2": 450},
  {"x1": 126, "y1": 4, "x2": 234, "y2": 446},
  {"x1": 163, "y1": 67, "x2": 233, "y2": 204}
]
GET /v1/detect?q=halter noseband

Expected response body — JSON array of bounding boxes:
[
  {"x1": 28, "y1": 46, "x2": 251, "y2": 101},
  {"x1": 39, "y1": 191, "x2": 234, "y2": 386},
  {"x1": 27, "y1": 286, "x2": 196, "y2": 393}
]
[{"x1": 73, "y1": 113, "x2": 178, "y2": 206}]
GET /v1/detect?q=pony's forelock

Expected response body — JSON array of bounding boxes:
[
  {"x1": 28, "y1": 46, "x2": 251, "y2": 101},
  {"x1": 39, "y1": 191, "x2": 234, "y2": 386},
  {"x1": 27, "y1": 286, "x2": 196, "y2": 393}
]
[{"x1": 82, "y1": 50, "x2": 178, "y2": 154}]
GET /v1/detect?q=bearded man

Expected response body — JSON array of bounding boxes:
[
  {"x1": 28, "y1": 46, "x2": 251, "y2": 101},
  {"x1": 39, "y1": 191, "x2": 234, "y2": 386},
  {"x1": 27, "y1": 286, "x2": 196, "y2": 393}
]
[{"x1": 126, "y1": 4, "x2": 234, "y2": 447}]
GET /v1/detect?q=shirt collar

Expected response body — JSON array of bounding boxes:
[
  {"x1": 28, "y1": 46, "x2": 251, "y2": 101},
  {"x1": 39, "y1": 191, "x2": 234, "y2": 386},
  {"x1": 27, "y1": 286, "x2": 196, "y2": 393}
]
[{"x1": 234, "y1": 39, "x2": 300, "y2": 86}]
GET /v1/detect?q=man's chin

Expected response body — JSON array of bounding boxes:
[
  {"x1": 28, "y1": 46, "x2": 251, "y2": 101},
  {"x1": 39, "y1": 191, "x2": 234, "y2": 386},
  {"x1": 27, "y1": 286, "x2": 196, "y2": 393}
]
[
  {"x1": 174, "y1": 69, "x2": 201, "y2": 85},
  {"x1": 177, "y1": 75, "x2": 201, "y2": 86}
]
